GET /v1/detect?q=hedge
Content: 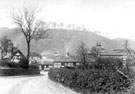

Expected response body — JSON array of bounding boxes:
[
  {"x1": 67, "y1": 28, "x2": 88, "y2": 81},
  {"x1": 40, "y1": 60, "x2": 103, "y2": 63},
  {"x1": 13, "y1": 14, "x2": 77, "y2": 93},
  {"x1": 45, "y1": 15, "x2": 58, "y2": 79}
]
[
  {"x1": 0, "y1": 67, "x2": 40, "y2": 76},
  {"x1": 48, "y1": 58, "x2": 134, "y2": 94},
  {"x1": 0, "y1": 59, "x2": 40, "y2": 76},
  {"x1": 49, "y1": 68, "x2": 132, "y2": 94},
  {"x1": 0, "y1": 57, "x2": 29, "y2": 69}
]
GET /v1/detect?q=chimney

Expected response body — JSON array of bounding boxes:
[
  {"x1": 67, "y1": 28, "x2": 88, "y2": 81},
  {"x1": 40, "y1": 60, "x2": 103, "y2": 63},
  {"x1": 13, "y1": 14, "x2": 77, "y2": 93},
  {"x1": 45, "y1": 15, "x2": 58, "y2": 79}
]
[{"x1": 66, "y1": 52, "x2": 70, "y2": 57}]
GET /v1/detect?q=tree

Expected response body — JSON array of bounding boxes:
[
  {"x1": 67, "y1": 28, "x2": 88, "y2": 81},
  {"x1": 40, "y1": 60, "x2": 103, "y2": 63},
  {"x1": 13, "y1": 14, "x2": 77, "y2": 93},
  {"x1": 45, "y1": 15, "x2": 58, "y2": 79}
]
[
  {"x1": 76, "y1": 41, "x2": 90, "y2": 70},
  {"x1": 91, "y1": 43, "x2": 102, "y2": 58},
  {"x1": 0, "y1": 36, "x2": 13, "y2": 60},
  {"x1": 11, "y1": 6, "x2": 49, "y2": 63},
  {"x1": 124, "y1": 40, "x2": 135, "y2": 60}
]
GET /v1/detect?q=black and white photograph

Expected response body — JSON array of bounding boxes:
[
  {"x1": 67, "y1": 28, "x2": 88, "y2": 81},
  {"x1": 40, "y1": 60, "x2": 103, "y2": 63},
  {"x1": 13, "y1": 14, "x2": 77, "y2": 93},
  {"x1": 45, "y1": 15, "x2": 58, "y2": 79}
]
[{"x1": 0, "y1": 0, "x2": 135, "y2": 94}]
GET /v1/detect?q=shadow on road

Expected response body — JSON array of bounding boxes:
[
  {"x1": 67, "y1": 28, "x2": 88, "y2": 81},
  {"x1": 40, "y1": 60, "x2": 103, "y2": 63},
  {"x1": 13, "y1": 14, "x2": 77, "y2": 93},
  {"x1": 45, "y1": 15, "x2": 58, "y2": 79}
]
[{"x1": 0, "y1": 71, "x2": 48, "y2": 78}]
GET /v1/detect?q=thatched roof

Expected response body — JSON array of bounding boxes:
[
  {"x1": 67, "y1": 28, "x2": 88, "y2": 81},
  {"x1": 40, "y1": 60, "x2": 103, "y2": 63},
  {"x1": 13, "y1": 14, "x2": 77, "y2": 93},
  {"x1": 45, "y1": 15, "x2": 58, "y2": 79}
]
[
  {"x1": 51, "y1": 56, "x2": 78, "y2": 63},
  {"x1": 12, "y1": 49, "x2": 25, "y2": 57},
  {"x1": 39, "y1": 57, "x2": 53, "y2": 65}
]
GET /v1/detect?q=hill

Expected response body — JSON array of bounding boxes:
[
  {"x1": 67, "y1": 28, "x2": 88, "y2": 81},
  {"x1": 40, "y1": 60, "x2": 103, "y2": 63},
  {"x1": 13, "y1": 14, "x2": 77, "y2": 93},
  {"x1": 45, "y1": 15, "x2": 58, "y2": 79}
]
[
  {"x1": 112, "y1": 38, "x2": 135, "y2": 49},
  {"x1": 0, "y1": 28, "x2": 135, "y2": 55}
]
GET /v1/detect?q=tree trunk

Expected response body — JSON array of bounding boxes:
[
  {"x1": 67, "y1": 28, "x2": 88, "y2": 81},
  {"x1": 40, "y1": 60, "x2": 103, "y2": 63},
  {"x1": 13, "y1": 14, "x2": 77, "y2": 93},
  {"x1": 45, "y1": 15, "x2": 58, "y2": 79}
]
[
  {"x1": 27, "y1": 41, "x2": 30, "y2": 60},
  {"x1": 26, "y1": 41, "x2": 30, "y2": 68},
  {"x1": 27, "y1": 42, "x2": 30, "y2": 59}
]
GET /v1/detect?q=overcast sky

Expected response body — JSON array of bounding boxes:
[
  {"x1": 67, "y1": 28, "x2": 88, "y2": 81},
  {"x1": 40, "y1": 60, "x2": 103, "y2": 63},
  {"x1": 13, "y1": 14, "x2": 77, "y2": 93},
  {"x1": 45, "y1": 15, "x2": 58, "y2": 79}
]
[{"x1": 0, "y1": 0, "x2": 135, "y2": 40}]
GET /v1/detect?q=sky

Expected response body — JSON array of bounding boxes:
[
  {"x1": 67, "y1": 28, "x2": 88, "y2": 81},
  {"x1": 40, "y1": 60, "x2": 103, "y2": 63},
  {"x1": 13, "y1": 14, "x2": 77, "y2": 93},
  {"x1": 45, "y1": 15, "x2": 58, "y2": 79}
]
[{"x1": 0, "y1": 0, "x2": 135, "y2": 40}]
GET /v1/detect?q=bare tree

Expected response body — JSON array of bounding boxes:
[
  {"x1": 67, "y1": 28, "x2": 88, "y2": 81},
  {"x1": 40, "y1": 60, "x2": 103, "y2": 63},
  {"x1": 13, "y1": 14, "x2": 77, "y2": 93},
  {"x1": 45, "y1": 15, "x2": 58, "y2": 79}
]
[
  {"x1": 124, "y1": 40, "x2": 135, "y2": 60},
  {"x1": 11, "y1": 7, "x2": 49, "y2": 62},
  {"x1": 76, "y1": 41, "x2": 90, "y2": 70}
]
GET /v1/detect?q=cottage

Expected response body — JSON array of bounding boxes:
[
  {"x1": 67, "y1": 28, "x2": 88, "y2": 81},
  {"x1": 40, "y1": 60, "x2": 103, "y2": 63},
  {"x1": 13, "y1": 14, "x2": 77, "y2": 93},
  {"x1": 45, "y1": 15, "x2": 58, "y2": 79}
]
[
  {"x1": 52, "y1": 56, "x2": 78, "y2": 68},
  {"x1": 39, "y1": 56, "x2": 53, "y2": 70},
  {"x1": 11, "y1": 49, "x2": 25, "y2": 63}
]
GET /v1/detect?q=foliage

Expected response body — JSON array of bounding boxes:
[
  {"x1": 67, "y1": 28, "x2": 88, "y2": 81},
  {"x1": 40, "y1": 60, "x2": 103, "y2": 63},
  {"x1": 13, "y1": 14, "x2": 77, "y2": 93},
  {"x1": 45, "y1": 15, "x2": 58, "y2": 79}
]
[
  {"x1": 93, "y1": 58, "x2": 123, "y2": 70},
  {"x1": 0, "y1": 58, "x2": 40, "y2": 70},
  {"x1": 76, "y1": 41, "x2": 90, "y2": 70},
  {"x1": 48, "y1": 57, "x2": 134, "y2": 94},
  {"x1": 0, "y1": 36, "x2": 13, "y2": 52},
  {"x1": 0, "y1": 36, "x2": 14, "y2": 59},
  {"x1": 91, "y1": 44, "x2": 101, "y2": 57},
  {"x1": 0, "y1": 67, "x2": 40, "y2": 76},
  {"x1": 20, "y1": 57, "x2": 29, "y2": 69},
  {"x1": 29, "y1": 64, "x2": 39, "y2": 69},
  {"x1": 0, "y1": 60, "x2": 20, "y2": 68}
]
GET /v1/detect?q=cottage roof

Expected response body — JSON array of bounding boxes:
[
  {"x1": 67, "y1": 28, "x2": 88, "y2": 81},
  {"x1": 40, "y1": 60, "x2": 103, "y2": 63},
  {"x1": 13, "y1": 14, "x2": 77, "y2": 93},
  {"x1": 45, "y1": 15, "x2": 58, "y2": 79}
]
[
  {"x1": 39, "y1": 57, "x2": 53, "y2": 65},
  {"x1": 12, "y1": 49, "x2": 25, "y2": 57},
  {"x1": 52, "y1": 56, "x2": 78, "y2": 63}
]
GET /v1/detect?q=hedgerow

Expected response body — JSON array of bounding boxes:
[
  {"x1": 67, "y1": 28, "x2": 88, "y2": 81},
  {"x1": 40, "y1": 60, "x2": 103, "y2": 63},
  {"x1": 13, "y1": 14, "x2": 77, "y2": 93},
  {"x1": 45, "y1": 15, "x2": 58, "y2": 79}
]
[{"x1": 48, "y1": 58, "x2": 135, "y2": 94}]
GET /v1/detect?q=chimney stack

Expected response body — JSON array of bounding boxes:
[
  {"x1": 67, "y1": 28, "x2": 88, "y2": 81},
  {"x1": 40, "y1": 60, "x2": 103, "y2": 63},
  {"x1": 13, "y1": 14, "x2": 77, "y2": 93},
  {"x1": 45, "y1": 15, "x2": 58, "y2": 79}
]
[{"x1": 66, "y1": 52, "x2": 70, "y2": 57}]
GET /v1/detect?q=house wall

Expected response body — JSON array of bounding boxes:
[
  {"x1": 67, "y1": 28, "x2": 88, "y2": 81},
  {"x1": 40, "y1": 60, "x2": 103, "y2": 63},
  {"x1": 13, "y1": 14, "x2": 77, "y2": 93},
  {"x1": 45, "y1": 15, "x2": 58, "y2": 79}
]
[{"x1": 53, "y1": 62, "x2": 76, "y2": 68}]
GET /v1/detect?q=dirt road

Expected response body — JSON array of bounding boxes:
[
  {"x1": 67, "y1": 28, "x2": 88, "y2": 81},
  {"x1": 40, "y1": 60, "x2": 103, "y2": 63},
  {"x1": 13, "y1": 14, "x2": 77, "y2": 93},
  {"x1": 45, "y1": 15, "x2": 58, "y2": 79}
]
[{"x1": 0, "y1": 72, "x2": 79, "y2": 94}]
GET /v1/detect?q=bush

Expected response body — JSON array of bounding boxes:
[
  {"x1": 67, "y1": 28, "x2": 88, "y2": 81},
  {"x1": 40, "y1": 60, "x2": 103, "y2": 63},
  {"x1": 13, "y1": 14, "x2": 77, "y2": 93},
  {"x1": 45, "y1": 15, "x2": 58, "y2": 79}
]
[
  {"x1": 0, "y1": 58, "x2": 39, "y2": 70},
  {"x1": 20, "y1": 57, "x2": 29, "y2": 69},
  {"x1": 0, "y1": 60, "x2": 40, "y2": 76},
  {"x1": 48, "y1": 57, "x2": 134, "y2": 94},
  {"x1": 29, "y1": 64, "x2": 39, "y2": 69},
  {"x1": 0, "y1": 68, "x2": 40, "y2": 76},
  {"x1": 91, "y1": 57, "x2": 123, "y2": 70},
  {"x1": 0, "y1": 58, "x2": 29, "y2": 69},
  {"x1": 49, "y1": 68, "x2": 131, "y2": 94},
  {"x1": 0, "y1": 60, "x2": 20, "y2": 68}
]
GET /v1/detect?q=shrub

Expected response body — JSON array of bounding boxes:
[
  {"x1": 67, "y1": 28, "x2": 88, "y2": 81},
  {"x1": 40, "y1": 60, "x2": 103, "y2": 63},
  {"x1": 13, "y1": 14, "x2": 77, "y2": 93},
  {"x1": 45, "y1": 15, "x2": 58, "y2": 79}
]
[
  {"x1": 0, "y1": 68, "x2": 40, "y2": 76},
  {"x1": 0, "y1": 58, "x2": 29, "y2": 69},
  {"x1": 0, "y1": 58, "x2": 39, "y2": 70},
  {"x1": 20, "y1": 57, "x2": 29, "y2": 69},
  {"x1": 0, "y1": 60, "x2": 20, "y2": 68},
  {"x1": 0, "y1": 60, "x2": 9, "y2": 66},
  {"x1": 48, "y1": 68, "x2": 61, "y2": 81},
  {"x1": 92, "y1": 57, "x2": 123, "y2": 70},
  {"x1": 29, "y1": 64, "x2": 39, "y2": 69},
  {"x1": 49, "y1": 57, "x2": 134, "y2": 94},
  {"x1": 49, "y1": 68, "x2": 131, "y2": 94}
]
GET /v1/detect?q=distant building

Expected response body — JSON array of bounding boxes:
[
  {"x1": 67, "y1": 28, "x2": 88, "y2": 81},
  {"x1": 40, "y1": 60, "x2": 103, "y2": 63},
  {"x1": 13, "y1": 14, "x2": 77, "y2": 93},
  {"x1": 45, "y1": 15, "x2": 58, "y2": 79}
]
[
  {"x1": 40, "y1": 51, "x2": 79, "y2": 69},
  {"x1": 38, "y1": 56, "x2": 53, "y2": 71},
  {"x1": 51, "y1": 55, "x2": 78, "y2": 68}
]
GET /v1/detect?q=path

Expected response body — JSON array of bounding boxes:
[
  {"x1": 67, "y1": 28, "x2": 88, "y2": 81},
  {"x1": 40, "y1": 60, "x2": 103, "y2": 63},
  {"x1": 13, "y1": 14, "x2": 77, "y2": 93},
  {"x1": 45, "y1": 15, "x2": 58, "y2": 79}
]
[{"x1": 0, "y1": 72, "x2": 79, "y2": 94}]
